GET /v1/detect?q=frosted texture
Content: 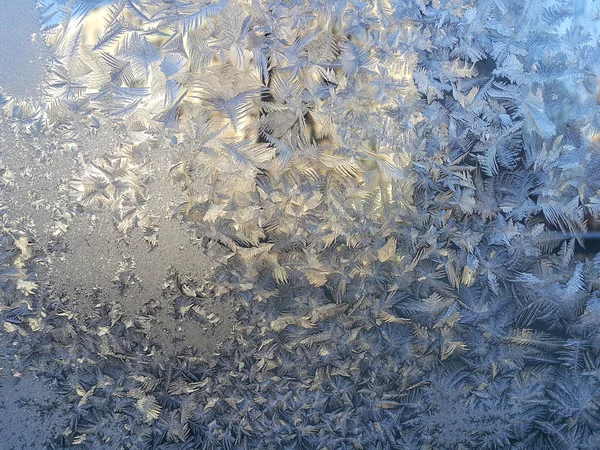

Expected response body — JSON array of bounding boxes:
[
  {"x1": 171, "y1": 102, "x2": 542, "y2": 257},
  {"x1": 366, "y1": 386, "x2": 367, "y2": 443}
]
[{"x1": 1, "y1": 0, "x2": 600, "y2": 448}]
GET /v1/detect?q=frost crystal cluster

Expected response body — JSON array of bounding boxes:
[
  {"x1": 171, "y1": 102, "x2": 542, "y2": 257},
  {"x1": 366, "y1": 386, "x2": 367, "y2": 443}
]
[{"x1": 1, "y1": 0, "x2": 600, "y2": 448}]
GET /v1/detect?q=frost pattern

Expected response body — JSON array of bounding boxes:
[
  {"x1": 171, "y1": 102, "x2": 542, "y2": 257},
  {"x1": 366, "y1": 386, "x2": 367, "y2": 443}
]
[{"x1": 1, "y1": 0, "x2": 600, "y2": 448}]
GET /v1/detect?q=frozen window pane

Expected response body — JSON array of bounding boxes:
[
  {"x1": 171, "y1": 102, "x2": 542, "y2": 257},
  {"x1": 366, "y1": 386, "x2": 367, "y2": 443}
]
[{"x1": 1, "y1": 1, "x2": 600, "y2": 448}]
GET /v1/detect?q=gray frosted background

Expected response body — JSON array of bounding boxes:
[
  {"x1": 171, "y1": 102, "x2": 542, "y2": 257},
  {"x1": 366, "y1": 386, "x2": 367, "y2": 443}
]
[{"x1": 0, "y1": 0, "x2": 47, "y2": 99}]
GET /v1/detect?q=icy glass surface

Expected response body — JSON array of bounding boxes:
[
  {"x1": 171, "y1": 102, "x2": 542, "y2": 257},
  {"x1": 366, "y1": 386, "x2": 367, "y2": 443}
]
[{"x1": 1, "y1": 0, "x2": 600, "y2": 448}]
